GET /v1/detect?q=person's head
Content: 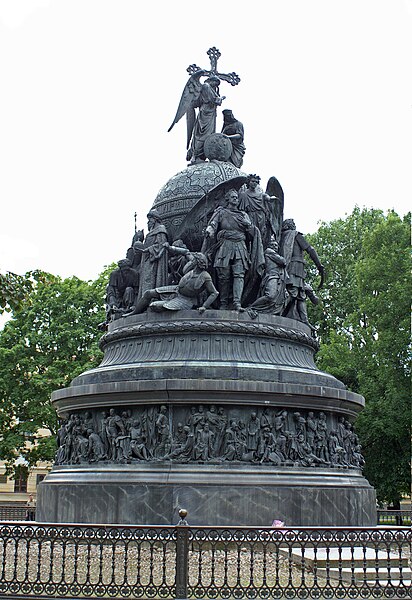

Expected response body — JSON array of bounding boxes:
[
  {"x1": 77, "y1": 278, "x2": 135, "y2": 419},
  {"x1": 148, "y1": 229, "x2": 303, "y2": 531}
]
[
  {"x1": 118, "y1": 258, "x2": 132, "y2": 269},
  {"x1": 247, "y1": 174, "x2": 260, "y2": 190},
  {"x1": 191, "y1": 252, "x2": 208, "y2": 271},
  {"x1": 222, "y1": 109, "x2": 235, "y2": 123},
  {"x1": 282, "y1": 218, "x2": 296, "y2": 231},
  {"x1": 206, "y1": 75, "x2": 220, "y2": 89},
  {"x1": 172, "y1": 239, "x2": 187, "y2": 249},
  {"x1": 147, "y1": 209, "x2": 162, "y2": 230},
  {"x1": 224, "y1": 188, "x2": 239, "y2": 208},
  {"x1": 268, "y1": 237, "x2": 279, "y2": 252}
]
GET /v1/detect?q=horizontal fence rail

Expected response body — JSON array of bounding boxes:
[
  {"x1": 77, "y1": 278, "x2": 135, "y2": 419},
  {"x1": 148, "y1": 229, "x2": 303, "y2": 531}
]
[
  {"x1": 377, "y1": 510, "x2": 411, "y2": 526},
  {"x1": 0, "y1": 520, "x2": 410, "y2": 599},
  {"x1": 0, "y1": 507, "x2": 30, "y2": 522},
  {"x1": 2, "y1": 506, "x2": 410, "y2": 525}
]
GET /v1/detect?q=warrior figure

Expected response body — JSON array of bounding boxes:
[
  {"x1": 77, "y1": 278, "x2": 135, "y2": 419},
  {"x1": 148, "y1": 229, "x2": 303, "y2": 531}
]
[
  {"x1": 205, "y1": 188, "x2": 261, "y2": 311},
  {"x1": 279, "y1": 218, "x2": 324, "y2": 327}
]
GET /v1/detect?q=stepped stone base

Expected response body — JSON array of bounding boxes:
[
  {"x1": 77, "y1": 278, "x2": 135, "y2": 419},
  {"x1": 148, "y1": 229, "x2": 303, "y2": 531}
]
[{"x1": 37, "y1": 311, "x2": 376, "y2": 527}]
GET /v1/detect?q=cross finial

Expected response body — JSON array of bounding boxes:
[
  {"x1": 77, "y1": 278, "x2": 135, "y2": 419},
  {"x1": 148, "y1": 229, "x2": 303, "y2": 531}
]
[{"x1": 186, "y1": 47, "x2": 240, "y2": 87}]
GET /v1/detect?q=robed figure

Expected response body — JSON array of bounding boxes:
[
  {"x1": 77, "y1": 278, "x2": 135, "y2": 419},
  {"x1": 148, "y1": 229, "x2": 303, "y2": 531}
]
[
  {"x1": 136, "y1": 210, "x2": 169, "y2": 300},
  {"x1": 168, "y1": 71, "x2": 224, "y2": 163},
  {"x1": 248, "y1": 239, "x2": 287, "y2": 315}
]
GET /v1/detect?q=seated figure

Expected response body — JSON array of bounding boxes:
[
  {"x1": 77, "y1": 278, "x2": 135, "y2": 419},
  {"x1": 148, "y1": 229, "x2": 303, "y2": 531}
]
[
  {"x1": 104, "y1": 259, "x2": 139, "y2": 324},
  {"x1": 128, "y1": 251, "x2": 218, "y2": 315}
]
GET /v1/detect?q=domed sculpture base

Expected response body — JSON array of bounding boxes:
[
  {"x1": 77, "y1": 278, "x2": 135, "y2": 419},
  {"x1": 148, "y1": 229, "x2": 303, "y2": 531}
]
[{"x1": 37, "y1": 311, "x2": 376, "y2": 526}]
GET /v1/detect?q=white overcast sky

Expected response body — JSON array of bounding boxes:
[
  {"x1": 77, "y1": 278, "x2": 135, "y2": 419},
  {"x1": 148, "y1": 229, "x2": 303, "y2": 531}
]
[{"x1": 1, "y1": 0, "x2": 411, "y2": 283}]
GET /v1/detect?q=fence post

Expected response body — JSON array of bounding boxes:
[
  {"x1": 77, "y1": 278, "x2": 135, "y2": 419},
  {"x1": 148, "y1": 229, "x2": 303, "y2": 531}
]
[{"x1": 175, "y1": 509, "x2": 189, "y2": 600}]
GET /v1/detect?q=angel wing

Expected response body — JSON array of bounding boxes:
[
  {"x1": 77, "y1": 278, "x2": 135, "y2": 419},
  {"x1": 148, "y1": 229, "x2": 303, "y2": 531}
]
[
  {"x1": 168, "y1": 71, "x2": 204, "y2": 149},
  {"x1": 266, "y1": 176, "x2": 284, "y2": 241}
]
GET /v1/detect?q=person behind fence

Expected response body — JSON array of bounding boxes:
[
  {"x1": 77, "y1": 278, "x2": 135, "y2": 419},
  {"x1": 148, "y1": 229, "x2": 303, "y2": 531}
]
[{"x1": 26, "y1": 494, "x2": 36, "y2": 521}]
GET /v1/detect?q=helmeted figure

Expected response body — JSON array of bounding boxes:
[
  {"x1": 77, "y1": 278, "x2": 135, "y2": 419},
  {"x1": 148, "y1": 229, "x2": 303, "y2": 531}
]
[{"x1": 279, "y1": 218, "x2": 324, "y2": 326}]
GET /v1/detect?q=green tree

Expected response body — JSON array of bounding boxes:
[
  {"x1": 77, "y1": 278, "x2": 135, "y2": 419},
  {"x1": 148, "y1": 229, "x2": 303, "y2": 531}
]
[
  {"x1": 0, "y1": 270, "x2": 42, "y2": 315},
  {"x1": 0, "y1": 272, "x2": 106, "y2": 473},
  {"x1": 308, "y1": 209, "x2": 411, "y2": 504}
]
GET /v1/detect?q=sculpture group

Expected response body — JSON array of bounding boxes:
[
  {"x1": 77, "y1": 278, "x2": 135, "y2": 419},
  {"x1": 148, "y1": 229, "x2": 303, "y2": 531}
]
[
  {"x1": 55, "y1": 405, "x2": 365, "y2": 470},
  {"x1": 101, "y1": 48, "x2": 324, "y2": 328},
  {"x1": 103, "y1": 181, "x2": 324, "y2": 331}
]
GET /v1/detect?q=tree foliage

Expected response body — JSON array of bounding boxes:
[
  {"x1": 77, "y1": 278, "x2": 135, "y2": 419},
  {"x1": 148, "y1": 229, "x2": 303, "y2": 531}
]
[
  {"x1": 308, "y1": 208, "x2": 411, "y2": 503},
  {"x1": 0, "y1": 270, "x2": 44, "y2": 315},
  {"x1": 0, "y1": 272, "x2": 106, "y2": 473}
]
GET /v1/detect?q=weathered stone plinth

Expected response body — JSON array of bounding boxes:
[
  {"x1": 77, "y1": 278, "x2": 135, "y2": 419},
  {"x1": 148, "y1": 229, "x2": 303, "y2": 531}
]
[{"x1": 37, "y1": 311, "x2": 376, "y2": 526}]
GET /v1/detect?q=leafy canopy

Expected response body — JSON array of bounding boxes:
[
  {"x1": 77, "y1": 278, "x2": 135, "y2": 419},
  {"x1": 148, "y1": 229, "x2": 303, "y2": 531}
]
[
  {"x1": 308, "y1": 208, "x2": 411, "y2": 503},
  {"x1": 0, "y1": 271, "x2": 106, "y2": 473}
]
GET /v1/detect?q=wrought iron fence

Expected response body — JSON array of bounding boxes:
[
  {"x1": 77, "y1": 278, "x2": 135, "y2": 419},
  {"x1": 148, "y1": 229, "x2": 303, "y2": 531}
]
[
  {"x1": 377, "y1": 509, "x2": 411, "y2": 526},
  {"x1": 0, "y1": 506, "x2": 28, "y2": 521},
  {"x1": 0, "y1": 515, "x2": 410, "y2": 599}
]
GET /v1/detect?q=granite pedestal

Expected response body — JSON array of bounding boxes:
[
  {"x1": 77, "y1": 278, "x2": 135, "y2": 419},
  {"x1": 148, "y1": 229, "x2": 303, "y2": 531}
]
[{"x1": 37, "y1": 311, "x2": 376, "y2": 526}]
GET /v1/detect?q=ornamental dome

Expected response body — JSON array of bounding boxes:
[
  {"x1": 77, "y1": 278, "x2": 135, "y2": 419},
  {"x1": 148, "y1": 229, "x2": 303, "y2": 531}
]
[{"x1": 151, "y1": 160, "x2": 246, "y2": 245}]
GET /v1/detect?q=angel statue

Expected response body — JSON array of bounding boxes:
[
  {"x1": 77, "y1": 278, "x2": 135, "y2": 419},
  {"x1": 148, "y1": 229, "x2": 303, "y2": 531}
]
[
  {"x1": 168, "y1": 71, "x2": 225, "y2": 164},
  {"x1": 168, "y1": 47, "x2": 241, "y2": 164}
]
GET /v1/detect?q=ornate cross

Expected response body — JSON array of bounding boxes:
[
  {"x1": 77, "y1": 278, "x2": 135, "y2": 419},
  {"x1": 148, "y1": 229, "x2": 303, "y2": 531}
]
[{"x1": 186, "y1": 47, "x2": 240, "y2": 86}]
